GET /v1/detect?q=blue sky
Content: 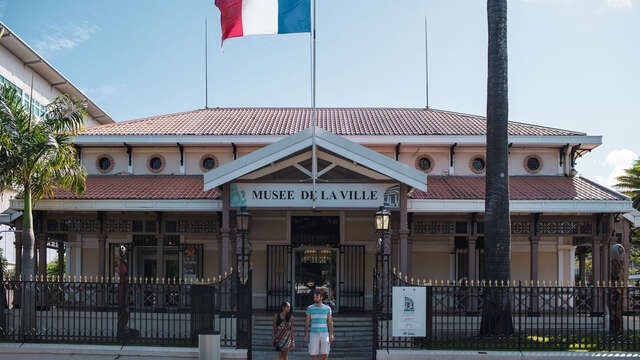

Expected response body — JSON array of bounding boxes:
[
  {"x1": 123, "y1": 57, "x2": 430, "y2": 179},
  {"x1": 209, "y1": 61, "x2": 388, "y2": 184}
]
[{"x1": 0, "y1": 0, "x2": 638, "y2": 188}]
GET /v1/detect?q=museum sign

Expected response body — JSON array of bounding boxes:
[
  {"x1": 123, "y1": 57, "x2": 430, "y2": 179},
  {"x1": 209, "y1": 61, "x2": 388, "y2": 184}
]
[{"x1": 230, "y1": 183, "x2": 399, "y2": 208}]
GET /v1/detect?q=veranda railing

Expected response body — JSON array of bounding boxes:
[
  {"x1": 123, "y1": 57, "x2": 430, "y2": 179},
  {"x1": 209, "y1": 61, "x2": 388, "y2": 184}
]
[
  {"x1": 0, "y1": 270, "x2": 247, "y2": 347},
  {"x1": 374, "y1": 268, "x2": 640, "y2": 352}
]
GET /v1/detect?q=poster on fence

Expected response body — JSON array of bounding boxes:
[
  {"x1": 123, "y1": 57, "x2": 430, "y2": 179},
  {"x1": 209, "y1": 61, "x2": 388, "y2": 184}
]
[{"x1": 392, "y1": 286, "x2": 426, "y2": 337}]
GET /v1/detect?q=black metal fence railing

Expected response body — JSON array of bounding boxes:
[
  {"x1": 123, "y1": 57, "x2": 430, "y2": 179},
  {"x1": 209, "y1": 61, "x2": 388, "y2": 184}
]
[
  {"x1": 0, "y1": 271, "x2": 248, "y2": 348},
  {"x1": 374, "y1": 268, "x2": 640, "y2": 352}
]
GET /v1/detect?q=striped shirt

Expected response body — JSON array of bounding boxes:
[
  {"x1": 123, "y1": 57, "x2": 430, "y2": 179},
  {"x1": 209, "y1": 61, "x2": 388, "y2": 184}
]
[{"x1": 306, "y1": 304, "x2": 331, "y2": 333}]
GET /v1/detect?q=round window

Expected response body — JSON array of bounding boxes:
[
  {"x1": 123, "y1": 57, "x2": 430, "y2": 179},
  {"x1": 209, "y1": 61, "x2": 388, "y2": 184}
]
[
  {"x1": 471, "y1": 156, "x2": 485, "y2": 173},
  {"x1": 98, "y1": 157, "x2": 111, "y2": 171},
  {"x1": 147, "y1": 155, "x2": 165, "y2": 173},
  {"x1": 418, "y1": 157, "x2": 431, "y2": 171},
  {"x1": 150, "y1": 157, "x2": 163, "y2": 170},
  {"x1": 202, "y1": 157, "x2": 216, "y2": 170},
  {"x1": 415, "y1": 155, "x2": 434, "y2": 173},
  {"x1": 200, "y1": 154, "x2": 218, "y2": 172},
  {"x1": 96, "y1": 155, "x2": 114, "y2": 173},
  {"x1": 525, "y1": 155, "x2": 542, "y2": 173}
]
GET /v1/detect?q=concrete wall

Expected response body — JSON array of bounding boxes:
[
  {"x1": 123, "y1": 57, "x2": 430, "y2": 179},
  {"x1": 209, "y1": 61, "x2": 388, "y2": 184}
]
[
  {"x1": 0, "y1": 189, "x2": 17, "y2": 266},
  {"x1": 411, "y1": 251, "x2": 450, "y2": 280},
  {"x1": 76, "y1": 140, "x2": 565, "y2": 177},
  {"x1": 82, "y1": 147, "x2": 130, "y2": 175},
  {"x1": 0, "y1": 44, "x2": 99, "y2": 128}
]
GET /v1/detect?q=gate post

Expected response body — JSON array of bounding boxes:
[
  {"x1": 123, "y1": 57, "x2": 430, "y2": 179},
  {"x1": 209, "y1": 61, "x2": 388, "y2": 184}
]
[
  {"x1": 236, "y1": 270, "x2": 252, "y2": 359},
  {"x1": 426, "y1": 286, "x2": 433, "y2": 347},
  {"x1": 191, "y1": 284, "x2": 216, "y2": 345}
]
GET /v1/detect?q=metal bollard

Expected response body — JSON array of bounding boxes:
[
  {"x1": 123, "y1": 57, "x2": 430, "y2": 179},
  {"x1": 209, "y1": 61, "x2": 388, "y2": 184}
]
[{"x1": 199, "y1": 331, "x2": 221, "y2": 360}]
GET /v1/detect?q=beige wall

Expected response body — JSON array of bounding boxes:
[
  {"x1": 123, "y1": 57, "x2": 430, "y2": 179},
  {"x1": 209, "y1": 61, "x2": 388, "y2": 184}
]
[
  {"x1": 204, "y1": 250, "x2": 219, "y2": 279},
  {"x1": 411, "y1": 251, "x2": 450, "y2": 281},
  {"x1": 511, "y1": 251, "x2": 530, "y2": 282},
  {"x1": 83, "y1": 147, "x2": 129, "y2": 175},
  {"x1": 132, "y1": 148, "x2": 180, "y2": 175},
  {"x1": 539, "y1": 251, "x2": 558, "y2": 281},
  {"x1": 398, "y1": 146, "x2": 450, "y2": 176},
  {"x1": 185, "y1": 146, "x2": 234, "y2": 175},
  {"x1": 509, "y1": 149, "x2": 559, "y2": 176},
  {"x1": 82, "y1": 248, "x2": 99, "y2": 277},
  {"x1": 76, "y1": 138, "x2": 566, "y2": 177}
]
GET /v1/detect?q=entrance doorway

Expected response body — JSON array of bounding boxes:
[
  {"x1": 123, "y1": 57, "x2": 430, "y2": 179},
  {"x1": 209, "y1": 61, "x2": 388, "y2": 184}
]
[
  {"x1": 265, "y1": 216, "x2": 366, "y2": 312},
  {"x1": 294, "y1": 248, "x2": 337, "y2": 310}
]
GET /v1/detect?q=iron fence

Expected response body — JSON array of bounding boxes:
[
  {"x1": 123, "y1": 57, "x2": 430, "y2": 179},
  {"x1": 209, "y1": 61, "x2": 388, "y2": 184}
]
[
  {"x1": 374, "y1": 268, "x2": 640, "y2": 352},
  {"x1": 0, "y1": 271, "x2": 246, "y2": 348}
]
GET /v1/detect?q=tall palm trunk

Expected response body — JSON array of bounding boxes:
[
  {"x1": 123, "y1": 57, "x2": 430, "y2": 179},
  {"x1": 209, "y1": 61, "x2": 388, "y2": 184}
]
[
  {"x1": 21, "y1": 184, "x2": 36, "y2": 333},
  {"x1": 480, "y1": 0, "x2": 514, "y2": 335}
]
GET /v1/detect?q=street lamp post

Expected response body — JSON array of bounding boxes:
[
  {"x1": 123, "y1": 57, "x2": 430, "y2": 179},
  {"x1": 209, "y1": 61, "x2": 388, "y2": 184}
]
[
  {"x1": 234, "y1": 206, "x2": 251, "y2": 349},
  {"x1": 375, "y1": 206, "x2": 391, "y2": 314},
  {"x1": 235, "y1": 207, "x2": 251, "y2": 283}
]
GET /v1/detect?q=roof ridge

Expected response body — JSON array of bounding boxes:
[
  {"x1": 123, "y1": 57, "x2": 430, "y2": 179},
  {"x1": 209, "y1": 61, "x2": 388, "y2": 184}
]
[{"x1": 79, "y1": 107, "x2": 591, "y2": 137}]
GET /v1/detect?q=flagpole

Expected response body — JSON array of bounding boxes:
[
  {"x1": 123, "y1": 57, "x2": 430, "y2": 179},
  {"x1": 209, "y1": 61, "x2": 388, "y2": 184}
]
[
  {"x1": 311, "y1": 0, "x2": 317, "y2": 209},
  {"x1": 205, "y1": 17, "x2": 209, "y2": 109},
  {"x1": 425, "y1": 16, "x2": 429, "y2": 109}
]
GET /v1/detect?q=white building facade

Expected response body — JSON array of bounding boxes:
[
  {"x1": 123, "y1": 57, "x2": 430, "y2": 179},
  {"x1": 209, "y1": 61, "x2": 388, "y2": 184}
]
[
  {"x1": 0, "y1": 21, "x2": 113, "y2": 269},
  {"x1": 7, "y1": 106, "x2": 635, "y2": 312}
]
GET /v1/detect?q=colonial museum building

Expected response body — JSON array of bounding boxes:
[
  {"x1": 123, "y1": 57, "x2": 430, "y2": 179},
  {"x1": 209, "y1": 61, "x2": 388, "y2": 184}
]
[{"x1": 6, "y1": 106, "x2": 636, "y2": 313}]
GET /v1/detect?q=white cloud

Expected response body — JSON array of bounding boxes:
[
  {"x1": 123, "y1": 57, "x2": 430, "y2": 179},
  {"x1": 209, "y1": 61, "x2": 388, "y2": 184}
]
[
  {"x1": 606, "y1": 0, "x2": 633, "y2": 8},
  {"x1": 80, "y1": 84, "x2": 126, "y2": 101},
  {"x1": 34, "y1": 22, "x2": 99, "y2": 55},
  {"x1": 595, "y1": 149, "x2": 638, "y2": 189}
]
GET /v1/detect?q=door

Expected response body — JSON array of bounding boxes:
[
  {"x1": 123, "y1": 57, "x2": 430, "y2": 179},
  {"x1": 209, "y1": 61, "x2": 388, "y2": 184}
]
[
  {"x1": 294, "y1": 248, "x2": 337, "y2": 311},
  {"x1": 266, "y1": 245, "x2": 292, "y2": 311},
  {"x1": 339, "y1": 245, "x2": 365, "y2": 312}
]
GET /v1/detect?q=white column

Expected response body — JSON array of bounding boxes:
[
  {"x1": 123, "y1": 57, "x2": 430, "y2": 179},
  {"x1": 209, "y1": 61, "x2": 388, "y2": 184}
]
[
  {"x1": 569, "y1": 246, "x2": 576, "y2": 285},
  {"x1": 74, "y1": 233, "x2": 82, "y2": 277},
  {"x1": 557, "y1": 248, "x2": 564, "y2": 284},
  {"x1": 65, "y1": 245, "x2": 71, "y2": 276},
  {"x1": 449, "y1": 252, "x2": 455, "y2": 281}
]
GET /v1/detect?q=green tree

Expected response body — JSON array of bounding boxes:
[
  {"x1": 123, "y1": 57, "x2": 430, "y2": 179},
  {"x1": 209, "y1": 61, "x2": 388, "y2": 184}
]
[
  {"x1": 0, "y1": 247, "x2": 7, "y2": 276},
  {"x1": 616, "y1": 159, "x2": 640, "y2": 210},
  {"x1": 629, "y1": 230, "x2": 640, "y2": 275},
  {"x1": 46, "y1": 257, "x2": 65, "y2": 277},
  {"x1": 480, "y1": 0, "x2": 514, "y2": 336},
  {"x1": 0, "y1": 84, "x2": 86, "y2": 329}
]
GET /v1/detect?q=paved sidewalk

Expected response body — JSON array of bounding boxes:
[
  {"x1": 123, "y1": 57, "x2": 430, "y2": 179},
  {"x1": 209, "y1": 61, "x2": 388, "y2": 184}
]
[
  {"x1": 377, "y1": 349, "x2": 640, "y2": 359},
  {"x1": 0, "y1": 343, "x2": 246, "y2": 360}
]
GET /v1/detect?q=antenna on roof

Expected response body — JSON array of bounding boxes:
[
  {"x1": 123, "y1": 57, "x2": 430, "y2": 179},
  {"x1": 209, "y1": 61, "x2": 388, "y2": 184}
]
[
  {"x1": 205, "y1": 17, "x2": 209, "y2": 109},
  {"x1": 424, "y1": 16, "x2": 429, "y2": 109}
]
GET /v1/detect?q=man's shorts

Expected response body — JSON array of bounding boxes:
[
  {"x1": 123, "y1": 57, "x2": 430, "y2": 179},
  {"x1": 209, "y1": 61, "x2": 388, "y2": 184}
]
[{"x1": 309, "y1": 332, "x2": 330, "y2": 355}]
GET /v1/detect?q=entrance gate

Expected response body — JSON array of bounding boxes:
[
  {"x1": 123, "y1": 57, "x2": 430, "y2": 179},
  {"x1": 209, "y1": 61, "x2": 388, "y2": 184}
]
[
  {"x1": 266, "y1": 245, "x2": 292, "y2": 312},
  {"x1": 266, "y1": 244, "x2": 366, "y2": 312},
  {"x1": 339, "y1": 245, "x2": 366, "y2": 312}
]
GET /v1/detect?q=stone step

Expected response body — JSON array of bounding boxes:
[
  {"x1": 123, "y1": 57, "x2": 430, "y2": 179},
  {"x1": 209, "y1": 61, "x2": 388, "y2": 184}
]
[
  {"x1": 252, "y1": 350, "x2": 371, "y2": 360},
  {"x1": 252, "y1": 313, "x2": 373, "y2": 358}
]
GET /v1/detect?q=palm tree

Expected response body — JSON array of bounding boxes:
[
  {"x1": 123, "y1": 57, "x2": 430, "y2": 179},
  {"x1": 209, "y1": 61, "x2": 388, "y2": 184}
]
[
  {"x1": 480, "y1": 0, "x2": 514, "y2": 335},
  {"x1": 0, "y1": 84, "x2": 86, "y2": 330},
  {"x1": 616, "y1": 159, "x2": 640, "y2": 210}
]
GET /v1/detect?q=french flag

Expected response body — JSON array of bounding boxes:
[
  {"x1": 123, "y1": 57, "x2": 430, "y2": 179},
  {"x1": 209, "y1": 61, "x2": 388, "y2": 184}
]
[{"x1": 215, "y1": 0, "x2": 311, "y2": 43}]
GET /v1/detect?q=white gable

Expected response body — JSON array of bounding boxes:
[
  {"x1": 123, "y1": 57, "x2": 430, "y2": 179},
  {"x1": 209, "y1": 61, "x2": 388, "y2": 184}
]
[{"x1": 203, "y1": 127, "x2": 427, "y2": 191}]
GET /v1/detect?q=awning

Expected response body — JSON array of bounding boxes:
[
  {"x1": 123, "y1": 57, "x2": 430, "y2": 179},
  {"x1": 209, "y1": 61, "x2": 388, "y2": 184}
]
[{"x1": 0, "y1": 208, "x2": 22, "y2": 225}]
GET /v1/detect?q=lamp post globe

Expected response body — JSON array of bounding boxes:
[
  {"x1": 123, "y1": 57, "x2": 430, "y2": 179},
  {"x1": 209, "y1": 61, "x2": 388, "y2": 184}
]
[
  {"x1": 236, "y1": 207, "x2": 251, "y2": 232},
  {"x1": 375, "y1": 206, "x2": 391, "y2": 233}
]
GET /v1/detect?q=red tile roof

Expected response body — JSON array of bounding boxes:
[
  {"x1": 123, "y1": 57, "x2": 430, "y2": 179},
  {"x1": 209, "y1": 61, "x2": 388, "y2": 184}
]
[
  {"x1": 409, "y1": 176, "x2": 627, "y2": 201},
  {"x1": 51, "y1": 175, "x2": 623, "y2": 202},
  {"x1": 51, "y1": 176, "x2": 220, "y2": 200},
  {"x1": 79, "y1": 108, "x2": 585, "y2": 137}
]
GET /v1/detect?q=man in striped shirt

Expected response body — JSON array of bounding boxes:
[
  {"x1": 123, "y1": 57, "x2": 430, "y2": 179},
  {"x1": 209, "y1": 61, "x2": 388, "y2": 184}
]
[{"x1": 304, "y1": 290, "x2": 334, "y2": 359}]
